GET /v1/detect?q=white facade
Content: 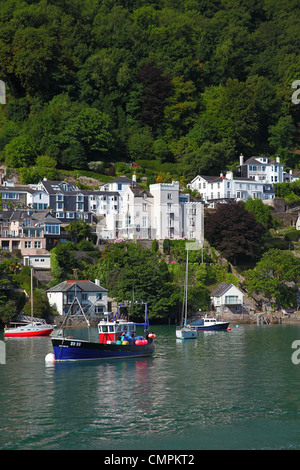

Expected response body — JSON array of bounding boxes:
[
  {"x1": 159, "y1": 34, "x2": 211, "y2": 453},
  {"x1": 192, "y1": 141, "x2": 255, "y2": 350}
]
[
  {"x1": 188, "y1": 172, "x2": 274, "y2": 205},
  {"x1": 182, "y1": 201, "x2": 204, "y2": 243},
  {"x1": 96, "y1": 180, "x2": 204, "y2": 242},
  {"x1": 87, "y1": 191, "x2": 120, "y2": 216},
  {"x1": 28, "y1": 190, "x2": 50, "y2": 210},
  {"x1": 47, "y1": 279, "x2": 108, "y2": 316},
  {"x1": 150, "y1": 181, "x2": 181, "y2": 240},
  {"x1": 23, "y1": 252, "x2": 51, "y2": 269},
  {"x1": 236, "y1": 155, "x2": 284, "y2": 184},
  {"x1": 210, "y1": 283, "x2": 244, "y2": 315},
  {"x1": 118, "y1": 187, "x2": 154, "y2": 240}
]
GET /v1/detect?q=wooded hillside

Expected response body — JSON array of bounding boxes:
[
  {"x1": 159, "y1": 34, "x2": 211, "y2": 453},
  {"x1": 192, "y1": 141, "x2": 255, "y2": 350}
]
[{"x1": 0, "y1": 0, "x2": 299, "y2": 181}]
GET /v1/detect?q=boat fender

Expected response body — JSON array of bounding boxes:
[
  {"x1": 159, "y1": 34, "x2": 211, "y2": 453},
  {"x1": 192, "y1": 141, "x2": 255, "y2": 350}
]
[
  {"x1": 148, "y1": 333, "x2": 156, "y2": 339},
  {"x1": 45, "y1": 353, "x2": 55, "y2": 363}
]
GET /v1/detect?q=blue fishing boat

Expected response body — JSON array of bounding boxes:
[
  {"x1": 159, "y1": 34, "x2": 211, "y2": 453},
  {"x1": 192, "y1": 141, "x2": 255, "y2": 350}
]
[{"x1": 51, "y1": 301, "x2": 155, "y2": 362}]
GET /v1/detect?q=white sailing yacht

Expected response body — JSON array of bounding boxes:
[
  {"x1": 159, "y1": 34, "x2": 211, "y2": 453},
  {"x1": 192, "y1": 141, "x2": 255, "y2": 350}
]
[{"x1": 176, "y1": 247, "x2": 197, "y2": 340}]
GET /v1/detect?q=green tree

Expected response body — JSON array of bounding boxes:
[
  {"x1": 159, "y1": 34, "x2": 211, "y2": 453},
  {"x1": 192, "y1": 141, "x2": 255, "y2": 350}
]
[
  {"x1": 50, "y1": 242, "x2": 77, "y2": 283},
  {"x1": 4, "y1": 135, "x2": 36, "y2": 167},
  {"x1": 268, "y1": 115, "x2": 297, "y2": 165},
  {"x1": 244, "y1": 198, "x2": 274, "y2": 229},
  {"x1": 137, "y1": 61, "x2": 172, "y2": 136},
  {"x1": 66, "y1": 220, "x2": 93, "y2": 243},
  {"x1": 59, "y1": 107, "x2": 115, "y2": 168},
  {"x1": 246, "y1": 249, "x2": 300, "y2": 308}
]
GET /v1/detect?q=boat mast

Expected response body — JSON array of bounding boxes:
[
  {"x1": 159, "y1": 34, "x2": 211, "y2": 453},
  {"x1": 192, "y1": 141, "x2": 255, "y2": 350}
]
[
  {"x1": 31, "y1": 266, "x2": 33, "y2": 326},
  {"x1": 184, "y1": 248, "x2": 189, "y2": 327}
]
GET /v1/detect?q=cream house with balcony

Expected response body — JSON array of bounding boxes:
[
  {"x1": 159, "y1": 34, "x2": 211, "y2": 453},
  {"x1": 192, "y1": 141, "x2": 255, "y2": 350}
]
[{"x1": 210, "y1": 282, "x2": 245, "y2": 316}]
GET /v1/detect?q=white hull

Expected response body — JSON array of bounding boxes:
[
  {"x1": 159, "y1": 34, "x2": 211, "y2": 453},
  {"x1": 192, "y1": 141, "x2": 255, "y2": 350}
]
[{"x1": 176, "y1": 327, "x2": 197, "y2": 339}]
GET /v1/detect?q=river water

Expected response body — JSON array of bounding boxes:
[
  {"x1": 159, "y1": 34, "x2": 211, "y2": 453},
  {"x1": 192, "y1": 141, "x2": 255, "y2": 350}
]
[{"x1": 0, "y1": 323, "x2": 300, "y2": 450}]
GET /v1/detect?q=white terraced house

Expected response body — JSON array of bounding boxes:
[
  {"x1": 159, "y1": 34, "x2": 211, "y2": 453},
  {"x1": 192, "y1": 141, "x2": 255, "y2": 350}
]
[{"x1": 97, "y1": 180, "x2": 204, "y2": 243}]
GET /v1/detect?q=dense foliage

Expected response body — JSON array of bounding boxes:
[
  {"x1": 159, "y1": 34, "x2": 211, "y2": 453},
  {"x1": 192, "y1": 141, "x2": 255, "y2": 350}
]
[
  {"x1": 0, "y1": 0, "x2": 299, "y2": 181},
  {"x1": 205, "y1": 200, "x2": 267, "y2": 264},
  {"x1": 246, "y1": 249, "x2": 300, "y2": 309}
]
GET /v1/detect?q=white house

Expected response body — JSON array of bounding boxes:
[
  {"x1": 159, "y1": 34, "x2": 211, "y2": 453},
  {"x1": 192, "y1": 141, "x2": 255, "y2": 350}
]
[
  {"x1": 118, "y1": 186, "x2": 154, "y2": 240},
  {"x1": 150, "y1": 181, "x2": 182, "y2": 240},
  {"x1": 236, "y1": 154, "x2": 284, "y2": 184},
  {"x1": 99, "y1": 175, "x2": 136, "y2": 198},
  {"x1": 210, "y1": 282, "x2": 245, "y2": 315},
  {"x1": 97, "y1": 180, "x2": 204, "y2": 242},
  {"x1": 188, "y1": 172, "x2": 274, "y2": 206},
  {"x1": 47, "y1": 278, "x2": 108, "y2": 316}
]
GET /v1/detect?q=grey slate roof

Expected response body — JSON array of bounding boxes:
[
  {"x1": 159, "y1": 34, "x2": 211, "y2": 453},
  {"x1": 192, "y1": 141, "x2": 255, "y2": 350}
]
[
  {"x1": 210, "y1": 282, "x2": 232, "y2": 297},
  {"x1": 47, "y1": 280, "x2": 108, "y2": 293},
  {"x1": 243, "y1": 156, "x2": 283, "y2": 166}
]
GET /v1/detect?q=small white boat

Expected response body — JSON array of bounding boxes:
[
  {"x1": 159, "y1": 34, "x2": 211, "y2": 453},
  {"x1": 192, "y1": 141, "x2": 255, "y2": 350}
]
[{"x1": 176, "y1": 326, "x2": 197, "y2": 339}]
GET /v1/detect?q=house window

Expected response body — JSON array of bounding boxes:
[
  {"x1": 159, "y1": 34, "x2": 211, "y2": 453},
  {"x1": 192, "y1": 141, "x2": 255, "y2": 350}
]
[
  {"x1": 45, "y1": 224, "x2": 60, "y2": 235},
  {"x1": 225, "y1": 295, "x2": 239, "y2": 304},
  {"x1": 167, "y1": 193, "x2": 172, "y2": 200},
  {"x1": 142, "y1": 203, "x2": 147, "y2": 212},
  {"x1": 95, "y1": 306, "x2": 104, "y2": 314},
  {"x1": 25, "y1": 241, "x2": 32, "y2": 248},
  {"x1": 34, "y1": 241, "x2": 41, "y2": 248}
]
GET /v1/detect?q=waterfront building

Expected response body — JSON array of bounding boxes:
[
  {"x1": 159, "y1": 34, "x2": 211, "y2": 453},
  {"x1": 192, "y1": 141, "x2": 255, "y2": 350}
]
[{"x1": 47, "y1": 278, "x2": 108, "y2": 316}]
